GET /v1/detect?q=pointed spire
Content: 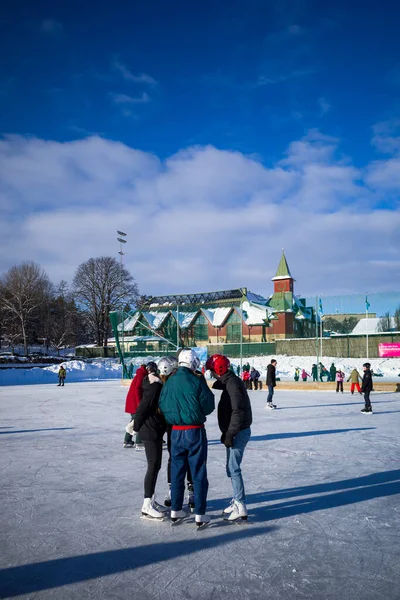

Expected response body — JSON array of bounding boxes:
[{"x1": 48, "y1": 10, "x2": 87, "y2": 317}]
[{"x1": 272, "y1": 250, "x2": 293, "y2": 280}]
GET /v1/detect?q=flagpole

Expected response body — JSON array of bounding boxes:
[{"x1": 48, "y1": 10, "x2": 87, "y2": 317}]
[
  {"x1": 320, "y1": 297, "x2": 323, "y2": 361},
  {"x1": 366, "y1": 294, "x2": 369, "y2": 360}
]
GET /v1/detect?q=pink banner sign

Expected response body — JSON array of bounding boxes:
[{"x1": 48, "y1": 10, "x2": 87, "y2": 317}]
[{"x1": 378, "y1": 343, "x2": 400, "y2": 358}]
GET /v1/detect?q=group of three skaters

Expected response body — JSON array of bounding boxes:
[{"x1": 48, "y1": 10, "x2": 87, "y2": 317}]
[{"x1": 127, "y1": 348, "x2": 252, "y2": 527}]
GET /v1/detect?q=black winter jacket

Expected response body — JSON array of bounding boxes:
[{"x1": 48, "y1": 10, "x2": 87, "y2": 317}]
[
  {"x1": 266, "y1": 364, "x2": 276, "y2": 386},
  {"x1": 133, "y1": 373, "x2": 166, "y2": 441},
  {"x1": 361, "y1": 369, "x2": 373, "y2": 393},
  {"x1": 213, "y1": 371, "x2": 252, "y2": 439}
]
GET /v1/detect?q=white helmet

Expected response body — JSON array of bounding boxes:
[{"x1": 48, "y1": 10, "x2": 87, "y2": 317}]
[
  {"x1": 157, "y1": 356, "x2": 178, "y2": 376},
  {"x1": 178, "y1": 348, "x2": 200, "y2": 371}
]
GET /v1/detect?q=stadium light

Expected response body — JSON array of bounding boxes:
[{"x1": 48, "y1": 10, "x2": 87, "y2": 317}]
[{"x1": 117, "y1": 231, "x2": 127, "y2": 236}]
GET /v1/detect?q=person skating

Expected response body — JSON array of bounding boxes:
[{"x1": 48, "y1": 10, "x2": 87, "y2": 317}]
[
  {"x1": 302, "y1": 368, "x2": 310, "y2": 382},
  {"x1": 133, "y1": 361, "x2": 167, "y2": 520},
  {"x1": 294, "y1": 367, "x2": 300, "y2": 382},
  {"x1": 159, "y1": 356, "x2": 195, "y2": 512},
  {"x1": 311, "y1": 364, "x2": 318, "y2": 382},
  {"x1": 330, "y1": 363, "x2": 337, "y2": 383},
  {"x1": 347, "y1": 368, "x2": 362, "y2": 395},
  {"x1": 335, "y1": 369, "x2": 345, "y2": 393},
  {"x1": 123, "y1": 364, "x2": 147, "y2": 448},
  {"x1": 361, "y1": 362, "x2": 373, "y2": 414},
  {"x1": 266, "y1": 359, "x2": 277, "y2": 408},
  {"x1": 159, "y1": 349, "x2": 215, "y2": 528},
  {"x1": 206, "y1": 354, "x2": 252, "y2": 522},
  {"x1": 242, "y1": 370, "x2": 251, "y2": 390},
  {"x1": 57, "y1": 365, "x2": 66, "y2": 386},
  {"x1": 250, "y1": 367, "x2": 261, "y2": 390}
]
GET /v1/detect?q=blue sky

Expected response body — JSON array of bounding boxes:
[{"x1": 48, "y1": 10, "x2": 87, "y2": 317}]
[{"x1": 0, "y1": 0, "x2": 400, "y2": 299}]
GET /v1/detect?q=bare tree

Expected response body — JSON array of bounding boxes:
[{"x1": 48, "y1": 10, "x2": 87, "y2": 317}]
[
  {"x1": 72, "y1": 257, "x2": 139, "y2": 346},
  {"x1": 394, "y1": 305, "x2": 400, "y2": 331},
  {"x1": 46, "y1": 281, "x2": 82, "y2": 354},
  {"x1": 0, "y1": 262, "x2": 53, "y2": 355},
  {"x1": 377, "y1": 311, "x2": 392, "y2": 332}
]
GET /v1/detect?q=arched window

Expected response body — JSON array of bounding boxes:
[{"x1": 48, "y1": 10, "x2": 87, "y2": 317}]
[{"x1": 226, "y1": 310, "x2": 242, "y2": 343}]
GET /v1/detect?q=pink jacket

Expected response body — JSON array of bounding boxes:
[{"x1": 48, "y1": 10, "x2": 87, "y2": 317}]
[{"x1": 336, "y1": 371, "x2": 345, "y2": 382}]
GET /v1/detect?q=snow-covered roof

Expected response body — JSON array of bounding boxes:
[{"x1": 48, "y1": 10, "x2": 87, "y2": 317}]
[
  {"x1": 118, "y1": 313, "x2": 140, "y2": 331},
  {"x1": 142, "y1": 311, "x2": 170, "y2": 329},
  {"x1": 177, "y1": 311, "x2": 198, "y2": 328},
  {"x1": 241, "y1": 301, "x2": 270, "y2": 325},
  {"x1": 351, "y1": 317, "x2": 397, "y2": 335},
  {"x1": 201, "y1": 307, "x2": 232, "y2": 327}
]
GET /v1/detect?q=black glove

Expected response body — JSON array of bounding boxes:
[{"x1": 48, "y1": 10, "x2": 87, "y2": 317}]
[{"x1": 221, "y1": 433, "x2": 233, "y2": 448}]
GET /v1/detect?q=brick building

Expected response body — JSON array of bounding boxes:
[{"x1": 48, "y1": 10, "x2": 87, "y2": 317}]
[{"x1": 110, "y1": 251, "x2": 316, "y2": 355}]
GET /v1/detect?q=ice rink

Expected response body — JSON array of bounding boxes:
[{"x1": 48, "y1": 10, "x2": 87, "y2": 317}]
[{"x1": 1, "y1": 381, "x2": 400, "y2": 599}]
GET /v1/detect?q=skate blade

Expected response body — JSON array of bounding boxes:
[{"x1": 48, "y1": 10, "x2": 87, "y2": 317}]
[
  {"x1": 140, "y1": 514, "x2": 165, "y2": 522},
  {"x1": 170, "y1": 517, "x2": 187, "y2": 527},
  {"x1": 195, "y1": 522, "x2": 210, "y2": 531}
]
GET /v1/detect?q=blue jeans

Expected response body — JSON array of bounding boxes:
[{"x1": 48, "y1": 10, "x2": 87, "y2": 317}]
[
  {"x1": 267, "y1": 385, "x2": 274, "y2": 403},
  {"x1": 171, "y1": 428, "x2": 208, "y2": 515},
  {"x1": 226, "y1": 427, "x2": 251, "y2": 503}
]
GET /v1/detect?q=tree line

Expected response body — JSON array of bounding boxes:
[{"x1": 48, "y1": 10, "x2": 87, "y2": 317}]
[{"x1": 0, "y1": 257, "x2": 139, "y2": 355}]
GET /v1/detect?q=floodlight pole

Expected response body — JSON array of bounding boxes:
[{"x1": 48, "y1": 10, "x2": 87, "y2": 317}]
[
  {"x1": 315, "y1": 296, "x2": 319, "y2": 381},
  {"x1": 176, "y1": 303, "x2": 180, "y2": 350},
  {"x1": 240, "y1": 297, "x2": 244, "y2": 373},
  {"x1": 117, "y1": 231, "x2": 127, "y2": 374}
]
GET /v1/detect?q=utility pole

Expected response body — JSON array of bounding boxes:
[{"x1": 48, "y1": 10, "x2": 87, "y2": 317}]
[{"x1": 315, "y1": 296, "x2": 319, "y2": 382}]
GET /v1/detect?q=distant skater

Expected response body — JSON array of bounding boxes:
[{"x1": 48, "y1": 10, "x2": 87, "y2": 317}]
[
  {"x1": 266, "y1": 359, "x2": 277, "y2": 409},
  {"x1": 57, "y1": 365, "x2": 66, "y2": 386},
  {"x1": 335, "y1": 369, "x2": 345, "y2": 393},
  {"x1": 302, "y1": 369, "x2": 310, "y2": 382},
  {"x1": 361, "y1": 363, "x2": 373, "y2": 414},
  {"x1": 347, "y1": 368, "x2": 362, "y2": 395}
]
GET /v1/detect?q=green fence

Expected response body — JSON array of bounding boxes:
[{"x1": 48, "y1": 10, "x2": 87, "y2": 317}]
[{"x1": 207, "y1": 342, "x2": 276, "y2": 358}]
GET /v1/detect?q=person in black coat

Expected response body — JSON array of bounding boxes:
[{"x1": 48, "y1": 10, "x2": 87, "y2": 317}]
[
  {"x1": 206, "y1": 354, "x2": 252, "y2": 521},
  {"x1": 360, "y1": 362, "x2": 373, "y2": 414},
  {"x1": 250, "y1": 367, "x2": 261, "y2": 390},
  {"x1": 266, "y1": 359, "x2": 277, "y2": 409},
  {"x1": 133, "y1": 362, "x2": 167, "y2": 518}
]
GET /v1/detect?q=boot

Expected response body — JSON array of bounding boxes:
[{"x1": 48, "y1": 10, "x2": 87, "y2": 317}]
[
  {"x1": 141, "y1": 498, "x2": 164, "y2": 520},
  {"x1": 195, "y1": 514, "x2": 210, "y2": 529},
  {"x1": 164, "y1": 484, "x2": 171, "y2": 507},
  {"x1": 224, "y1": 500, "x2": 248, "y2": 521}
]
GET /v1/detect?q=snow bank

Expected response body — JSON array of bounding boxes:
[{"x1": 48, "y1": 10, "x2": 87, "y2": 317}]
[{"x1": 0, "y1": 359, "x2": 122, "y2": 386}]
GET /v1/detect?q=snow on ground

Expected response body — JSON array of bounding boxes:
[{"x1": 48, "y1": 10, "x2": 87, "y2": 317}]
[
  {"x1": 0, "y1": 359, "x2": 121, "y2": 386},
  {"x1": 1, "y1": 355, "x2": 400, "y2": 387},
  {"x1": 1, "y1": 382, "x2": 400, "y2": 599}
]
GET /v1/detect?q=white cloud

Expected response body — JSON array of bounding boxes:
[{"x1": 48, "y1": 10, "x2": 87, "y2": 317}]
[
  {"x1": 113, "y1": 60, "x2": 157, "y2": 85},
  {"x1": 318, "y1": 96, "x2": 331, "y2": 116},
  {"x1": 0, "y1": 131, "x2": 399, "y2": 297},
  {"x1": 110, "y1": 92, "x2": 150, "y2": 104},
  {"x1": 371, "y1": 119, "x2": 400, "y2": 154}
]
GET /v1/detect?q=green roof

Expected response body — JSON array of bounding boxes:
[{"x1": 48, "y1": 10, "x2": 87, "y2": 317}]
[
  {"x1": 267, "y1": 291, "x2": 294, "y2": 312},
  {"x1": 272, "y1": 251, "x2": 293, "y2": 280}
]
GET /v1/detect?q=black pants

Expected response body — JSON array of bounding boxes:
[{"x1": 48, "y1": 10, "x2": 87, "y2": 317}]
[
  {"x1": 143, "y1": 439, "x2": 163, "y2": 498},
  {"x1": 167, "y1": 427, "x2": 193, "y2": 486},
  {"x1": 58, "y1": 377, "x2": 65, "y2": 386},
  {"x1": 336, "y1": 381, "x2": 343, "y2": 393},
  {"x1": 364, "y1": 390, "x2": 371, "y2": 408},
  {"x1": 253, "y1": 379, "x2": 259, "y2": 390}
]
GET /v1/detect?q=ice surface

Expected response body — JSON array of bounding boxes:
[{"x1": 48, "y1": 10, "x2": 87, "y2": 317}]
[{"x1": 1, "y1": 382, "x2": 400, "y2": 599}]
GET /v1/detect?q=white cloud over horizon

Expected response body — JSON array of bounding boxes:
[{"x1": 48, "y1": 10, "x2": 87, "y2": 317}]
[{"x1": 0, "y1": 130, "x2": 399, "y2": 299}]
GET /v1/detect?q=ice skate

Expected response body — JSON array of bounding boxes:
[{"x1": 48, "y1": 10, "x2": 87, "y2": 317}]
[
  {"x1": 266, "y1": 402, "x2": 276, "y2": 410},
  {"x1": 224, "y1": 500, "x2": 248, "y2": 521},
  {"x1": 187, "y1": 484, "x2": 195, "y2": 512},
  {"x1": 170, "y1": 509, "x2": 187, "y2": 526},
  {"x1": 135, "y1": 443, "x2": 144, "y2": 451},
  {"x1": 164, "y1": 485, "x2": 171, "y2": 507},
  {"x1": 141, "y1": 498, "x2": 165, "y2": 520},
  {"x1": 195, "y1": 514, "x2": 210, "y2": 529},
  {"x1": 123, "y1": 441, "x2": 135, "y2": 448},
  {"x1": 361, "y1": 406, "x2": 373, "y2": 414},
  {"x1": 152, "y1": 496, "x2": 168, "y2": 513},
  {"x1": 222, "y1": 499, "x2": 235, "y2": 516}
]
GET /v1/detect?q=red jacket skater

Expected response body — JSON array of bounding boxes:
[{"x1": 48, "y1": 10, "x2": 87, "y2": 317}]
[{"x1": 125, "y1": 365, "x2": 147, "y2": 414}]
